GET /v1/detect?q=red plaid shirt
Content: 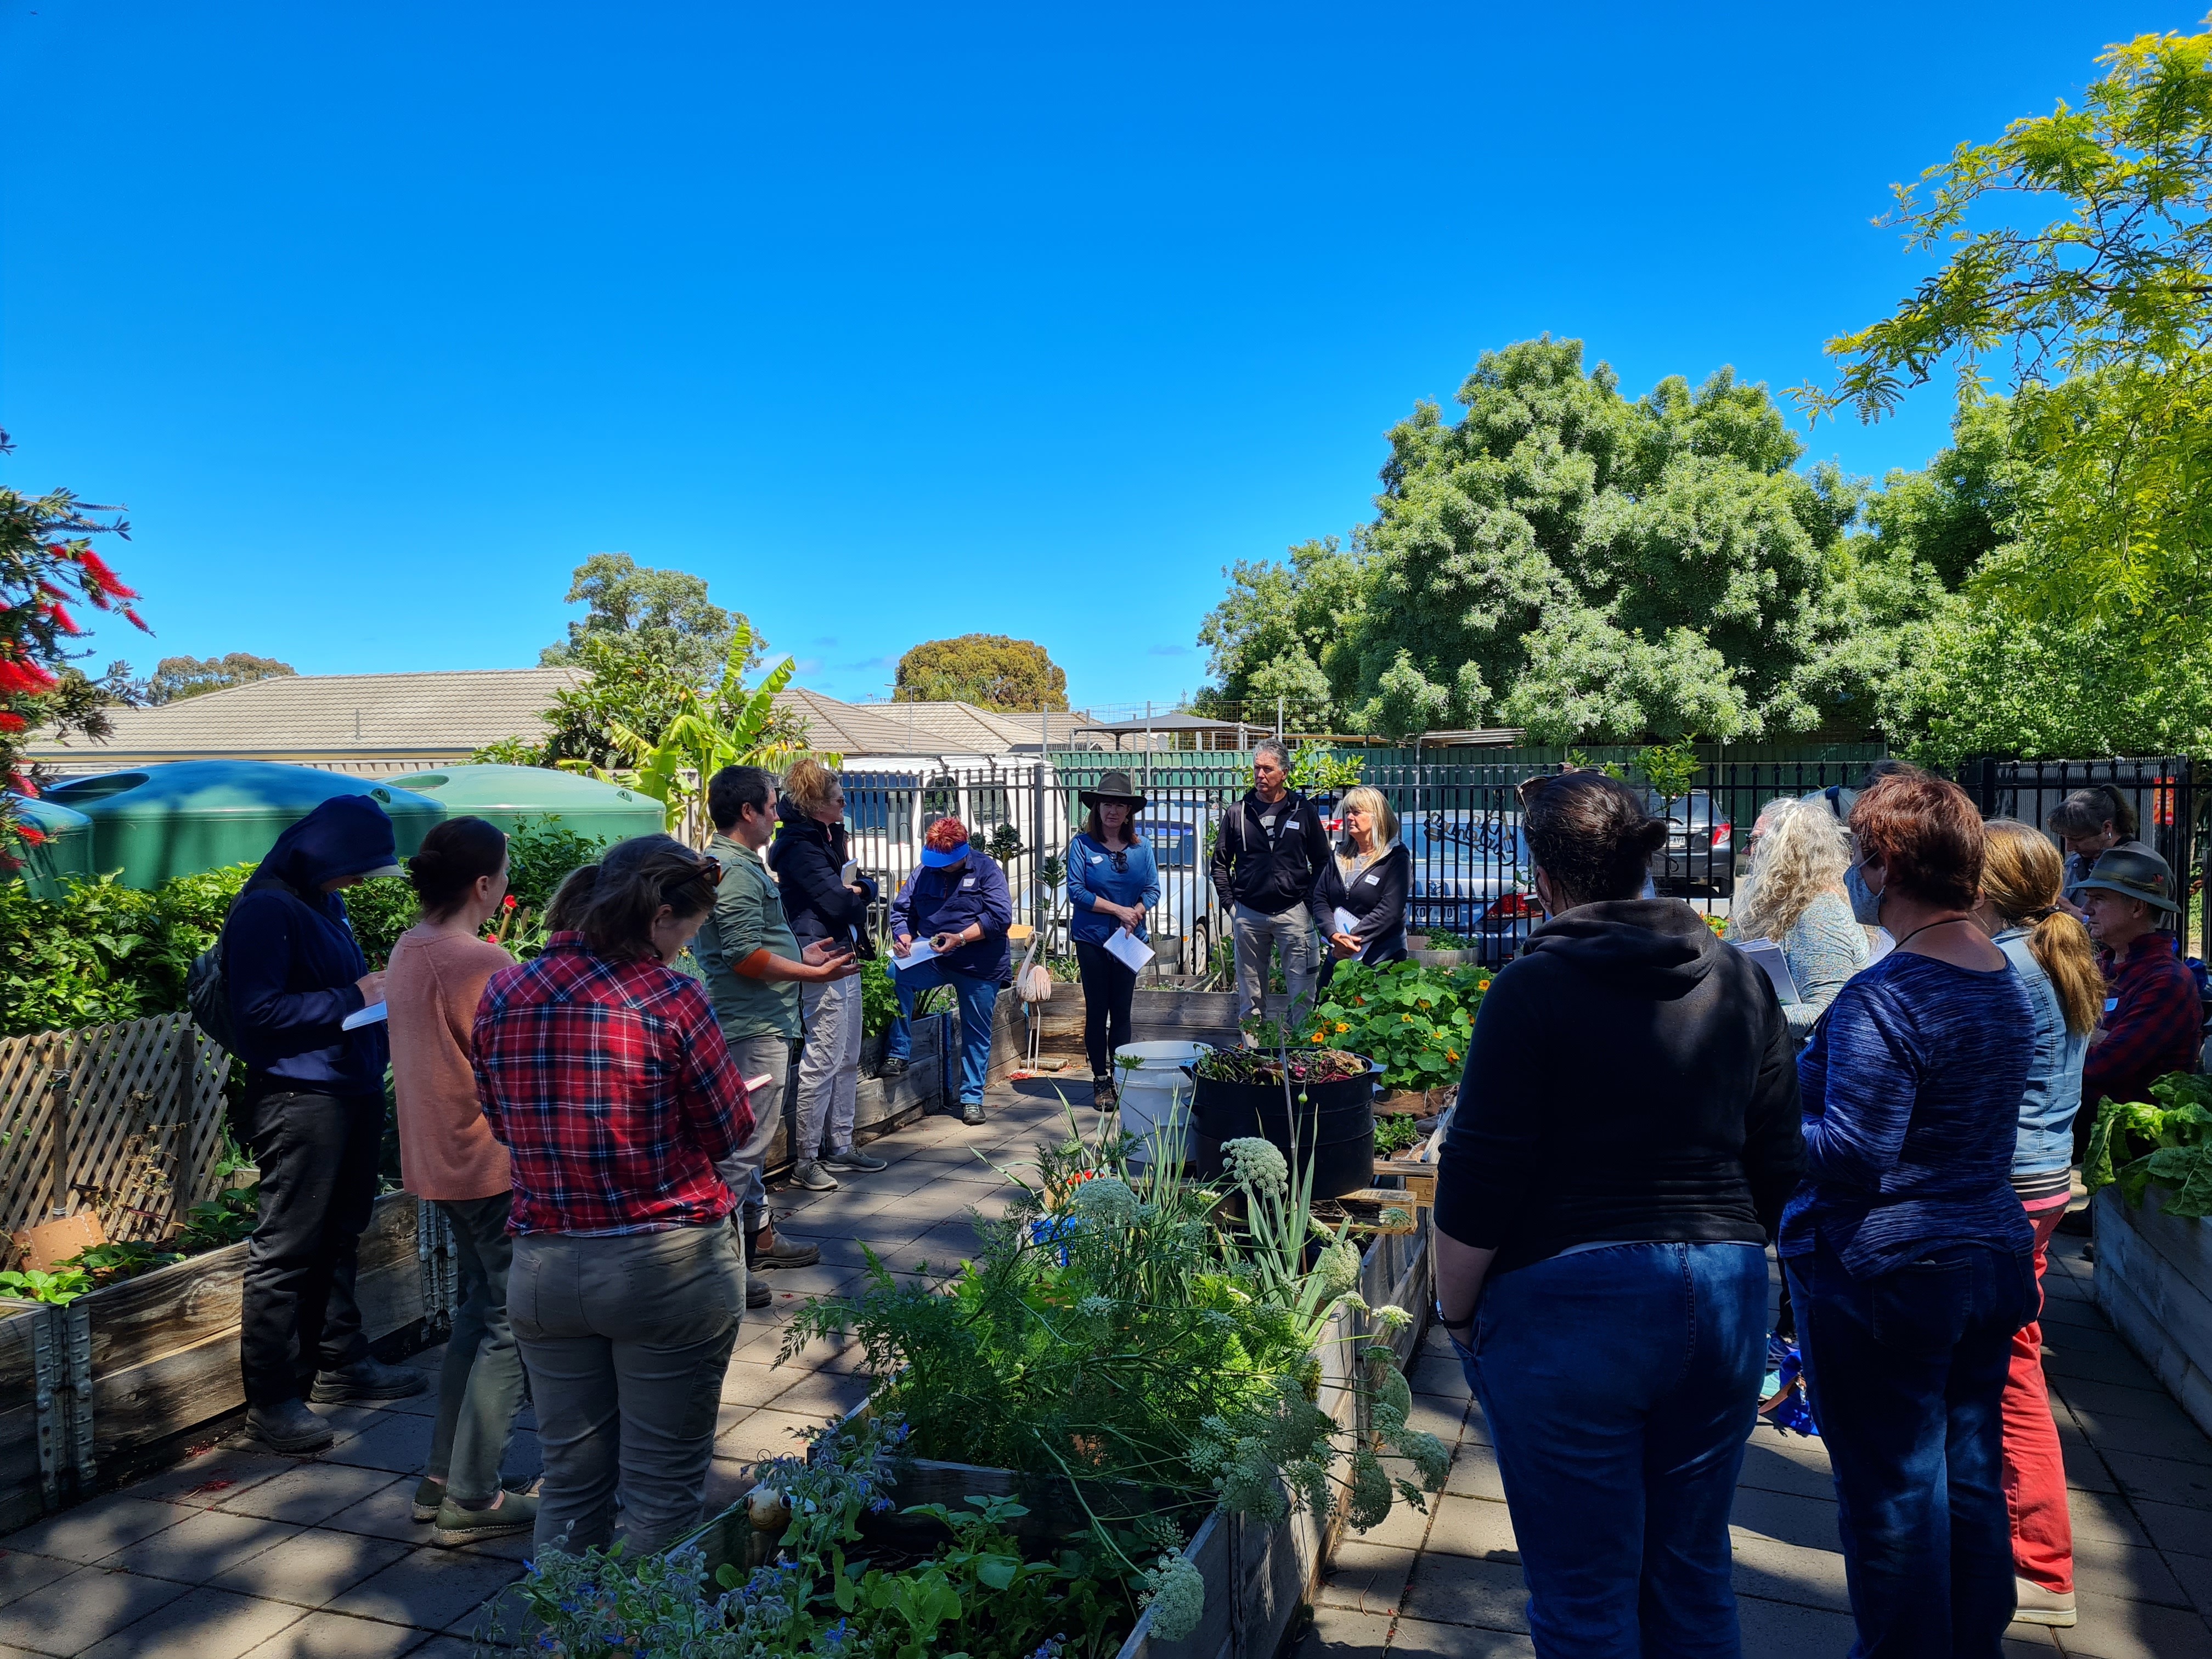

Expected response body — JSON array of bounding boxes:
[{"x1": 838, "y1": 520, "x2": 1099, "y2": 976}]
[
  {"x1": 473, "y1": 932, "x2": 754, "y2": 1235},
  {"x1": 2084, "y1": 932, "x2": 2204, "y2": 1113}
]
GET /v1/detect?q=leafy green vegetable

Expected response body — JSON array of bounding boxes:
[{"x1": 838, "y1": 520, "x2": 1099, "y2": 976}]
[
  {"x1": 2083, "y1": 1073, "x2": 2212, "y2": 1217},
  {"x1": 0, "y1": 1267, "x2": 92, "y2": 1305}
]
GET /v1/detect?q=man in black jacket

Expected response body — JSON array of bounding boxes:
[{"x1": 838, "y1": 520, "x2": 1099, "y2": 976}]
[{"x1": 1209, "y1": 740, "x2": 1331, "y2": 1034}]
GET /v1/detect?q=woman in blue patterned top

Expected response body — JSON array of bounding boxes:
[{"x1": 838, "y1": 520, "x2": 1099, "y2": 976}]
[{"x1": 1783, "y1": 768, "x2": 2036, "y2": 1658}]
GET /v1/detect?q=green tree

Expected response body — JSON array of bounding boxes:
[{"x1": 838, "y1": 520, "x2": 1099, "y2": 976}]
[
  {"x1": 125, "y1": 652, "x2": 296, "y2": 704},
  {"x1": 539, "y1": 552, "x2": 752, "y2": 689},
  {"x1": 1198, "y1": 338, "x2": 1934, "y2": 743},
  {"x1": 895, "y1": 635, "x2": 1068, "y2": 710}
]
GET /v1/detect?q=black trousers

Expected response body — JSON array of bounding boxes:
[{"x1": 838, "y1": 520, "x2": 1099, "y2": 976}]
[
  {"x1": 1074, "y1": 940, "x2": 1138, "y2": 1081},
  {"x1": 237, "y1": 1082, "x2": 381, "y2": 1407}
]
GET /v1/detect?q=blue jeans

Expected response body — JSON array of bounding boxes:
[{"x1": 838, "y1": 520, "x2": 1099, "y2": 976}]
[
  {"x1": 1452, "y1": 1242, "x2": 1768, "y2": 1659},
  {"x1": 887, "y1": 960, "x2": 1000, "y2": 1106},
  {"x1": 1785, "y1": 1234, "x2": 2034, "y2": 1659}
]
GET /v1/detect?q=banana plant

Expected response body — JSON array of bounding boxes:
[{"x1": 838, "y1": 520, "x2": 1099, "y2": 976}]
[{"x1": 595, "y1": 623, "x2": 836, "y2": 837}]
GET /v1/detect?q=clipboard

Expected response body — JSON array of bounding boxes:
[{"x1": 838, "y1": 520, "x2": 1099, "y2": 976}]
[
  {"x1": 1736, "y1": 941, "x2": 1801, "y2": 1004},
  {"x1": 342, "y1": 1001, "x2": 388, "y2": 1031}
]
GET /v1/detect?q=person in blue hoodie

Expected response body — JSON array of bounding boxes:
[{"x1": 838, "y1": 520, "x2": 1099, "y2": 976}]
[
  {"x1": 224, "y1": 794, "x2": 427, "y2": 1452},
  {"x1": 887, "y1": 817, "x2": 1012, "y2": 1127}
]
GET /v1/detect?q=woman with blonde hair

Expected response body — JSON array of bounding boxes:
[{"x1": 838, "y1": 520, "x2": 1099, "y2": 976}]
[
  {"x1": 1973, "y1": 819, "x2": 2099, "y2": 1628},
  {"x1": 1310, "y1": 785, "x2": 1409, "y2": 992},
  {"x1": 1727, "y1": 796, "x2": 1870, "y2": 1041}
]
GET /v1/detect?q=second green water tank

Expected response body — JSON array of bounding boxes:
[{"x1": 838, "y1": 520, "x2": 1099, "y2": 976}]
[{"x1": 383, "y1": 764, "x2": 664, "y2": 847}]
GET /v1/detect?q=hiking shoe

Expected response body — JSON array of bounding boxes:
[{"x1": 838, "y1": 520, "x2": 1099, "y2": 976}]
[
  {"x1": 433, "y1": 1489, "x2": 540, "y2": 1548},
  {"x1": 752, "y1": 1231, "x2": 821, "y2": 1269},
  {"x1": 311, "y1": 1357, "x2": 428, "y2": 1402},
  {"x1": 2013, "y1": 1577, "x2": 2076, "y2": 1627},
  {"x1": 960, "y1": 1101, "x2": 987, "y2": 1127},
  {"x1": 249, "y1": 1398, "x2": 336, "y2": 1454},
  {"x1": 747, "y1": 1276, "x2": 771, "y2": 1310},
  {"x1": 1092, "y1": 1077, "x2": 1116, "y2": 1109},
  {"x1": 879, "y1": 1056, "x2": 909, "y2": 1079},
  {"x1": 822, "y1": 1149, "x2": 888, "y2": 1174},
  {"x1": 791, "y1": 1162, "x2": 840, "y2": 1193}
]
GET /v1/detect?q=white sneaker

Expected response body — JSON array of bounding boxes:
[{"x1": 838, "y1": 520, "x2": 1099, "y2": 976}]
[
  {"x1": 791, "y1": 1162, "x2": 839, "y2": 1193},
  {"x1": 2013, "y1": 1576, "x2": 2076, "y2": 1628}
]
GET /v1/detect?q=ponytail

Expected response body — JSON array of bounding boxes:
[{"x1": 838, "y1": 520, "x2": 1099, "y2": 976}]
[
  {"x1": 2029, "y1": 909, "x2": 2104, "y2": 1037},
  {"x1": 407, "y1": 816, "x2": 508, "y2": 921}
]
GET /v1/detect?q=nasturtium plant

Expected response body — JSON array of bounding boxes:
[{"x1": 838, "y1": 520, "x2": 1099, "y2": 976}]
[{"x1": 1303, "y1": 960, "x2": 1488, "y2": 1091}]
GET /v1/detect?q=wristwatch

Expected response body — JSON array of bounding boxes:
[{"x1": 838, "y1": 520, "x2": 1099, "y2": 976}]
[{"x1": 1433, "y1": 1299, "x2": 1475, "y2": 1335}]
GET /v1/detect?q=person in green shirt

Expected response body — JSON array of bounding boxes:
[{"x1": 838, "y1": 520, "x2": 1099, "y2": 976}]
[{"x1": 695, "y1": 765, "x2": 859, "y2": 1297}]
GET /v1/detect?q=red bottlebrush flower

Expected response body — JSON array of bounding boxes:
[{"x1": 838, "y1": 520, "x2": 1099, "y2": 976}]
[
  {"x1": 122, "y1": 607, "x2": 149, "y2": 632},
  {"x1": 0, "y1": 712, "x2": 24, "y2": 734},
  {"x1": 0, "y1": 661, "x2": 58, "y2": 695},
  {"x1": 503, "y1": 894, "x2": 518, "y2": 910},
  {"x1": 74, "y1": 547, "x2": 135, "y2": 600},
  {"x1": 15, "y1": 825, "x2": 44, "y2": 847},
  {"x1": 44, "y1": 603, "x2": 83, "y2": 635}
]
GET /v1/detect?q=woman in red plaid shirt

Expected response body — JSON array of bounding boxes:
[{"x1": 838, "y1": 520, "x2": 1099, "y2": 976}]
[{"x1": 472, "y1": 834, "x2": 755, "y2": 1559}]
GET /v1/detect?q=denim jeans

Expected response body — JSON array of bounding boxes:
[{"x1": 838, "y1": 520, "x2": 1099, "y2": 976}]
[
  {"x1": 1452, "y1": 1242, "x2": 1768, "y2": 1659},
  {"x1": 425, "y1": 1191, "x2": 527, "y2": 1504},
  {"x1": 1785, "y1": 1234, "x2": 2035, "y2": 1658},
  {"x1": 887, "y1": 960, "x2": 1000, "y2": 1105}
]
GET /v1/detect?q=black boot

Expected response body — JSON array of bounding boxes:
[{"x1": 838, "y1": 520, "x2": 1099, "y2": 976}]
[
  {"x1": 250, "y1": 1397, "x2": 336, "y2": 1453},
  {"x1": 311, "y1": 1357, "x2": 427, "y2": 1402}
]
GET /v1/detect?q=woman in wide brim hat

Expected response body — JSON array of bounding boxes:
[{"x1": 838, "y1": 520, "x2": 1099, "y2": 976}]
[{"x1": 1066, "y1": 770, "x2": 1160, "y2": 1108}]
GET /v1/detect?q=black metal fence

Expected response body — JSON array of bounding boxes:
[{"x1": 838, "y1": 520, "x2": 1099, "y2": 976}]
[{"x1": 832, "y1": 752, "x2": 2210, "y2": 970}]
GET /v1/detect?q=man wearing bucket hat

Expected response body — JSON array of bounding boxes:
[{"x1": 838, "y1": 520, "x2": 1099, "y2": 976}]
[
  {"x1": 1066, "y1": 770, "x2": 1161, "y2": 1109},
  {"x1": 2078, "y1": 847, "x2": 2203, "y2": 1149},
  {"x1": 888, "y1": 818, "x2": 1013, "y2": 1126}
]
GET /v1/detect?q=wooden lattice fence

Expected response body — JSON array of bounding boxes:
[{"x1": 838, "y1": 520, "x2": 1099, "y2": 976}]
[{"x1": 0, "y1": 1016, "x2": 231, "y2": 1263}]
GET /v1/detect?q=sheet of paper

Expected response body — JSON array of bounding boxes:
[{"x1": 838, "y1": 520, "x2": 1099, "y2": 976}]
[
  {"x1": 1736, "y1": 941, "x2": 1801, "y2": 1005},
  {"x1": 1866, "y1": 927, "x2": 1896, "y2": 965},
  {"x1": 891, "y1": 937, "x2": 938, "y2": 972},
  {"x1": 1332, "y1": 906, "x2": 1361, "y2": 938},
  {"x1": 742, "y1": 1073, "x2": 777, "y2": 1097},
  {"x1": 1105, "y1": 928, "x2": 1154, "y2": 973},
  {"x1": 341, "y1": 1000, "x2": 388, "y2": 1031}
]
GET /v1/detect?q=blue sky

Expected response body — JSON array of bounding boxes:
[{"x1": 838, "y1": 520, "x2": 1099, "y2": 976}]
[{"x1": 0, "y1": 1, "x2": 2173, "y2": 714}]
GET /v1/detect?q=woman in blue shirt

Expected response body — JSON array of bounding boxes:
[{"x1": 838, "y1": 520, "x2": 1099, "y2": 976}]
[
  {"x1": 1785, "y1": 769, "x2": 2037, "y2": 1658},
  {"x1": 1065, "y1": 771, "x2": 1161, "y2": 1109}
]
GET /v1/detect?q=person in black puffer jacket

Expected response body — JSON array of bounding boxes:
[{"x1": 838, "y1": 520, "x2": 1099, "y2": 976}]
[{"x1": 765, "y1": 760, "x2": 885, "y2": 1192}]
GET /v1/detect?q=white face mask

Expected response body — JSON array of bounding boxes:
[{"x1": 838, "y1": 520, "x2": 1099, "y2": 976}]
[{"x1": 1846, "y1": 860, "x2": 1884, "y2": 926}]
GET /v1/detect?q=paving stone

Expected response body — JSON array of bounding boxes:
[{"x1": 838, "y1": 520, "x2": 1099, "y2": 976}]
[
  {"x1": 320, "y1": 1413, "x2": 435, "y2": 1478},
  {"x1": 208, "y1": 1528, "x2": 416, "y2": 1608},
  {"x1": 1419, "y1": 1493, "x2": 1516, "y2": 1561},
  {"x1": 80, "y1": 1584, "x2": 307, "y2": 1659},
  {"x1": 325, "y1": 1548, "x2": 522, "y2": 1633},
  {"x1": 2067, "y1": 1403, "x2": 2212, "y2": 1463},
  {"x1": 219, "y1": 1466, "x2": 406, "y2": 1530},
  {"x1": 2130, "y1": 1497, "x2": 2212, "y2": 1557},
  {"x1": 2041, "y1": 1341, "x2": 2163, "y2": 1391},
  {"x1": 718, "y1": 1408, "x2": 830, "y2": 1463},
  {"x1": 1385, "y1": 1615, "x2": 1537, "y2": 1658},
  {"x1": 128, "y1": 1449, "x2": 296, "y2": 1509},
  {"x1": 2055, "y1": 1375, "x2": 2199, "y2": 1425},
  {"x1": 1315, "y1": 1539, "x2": 1414, "y2": 1615},
  {"x1": 2046, "y1": 1589, "x2": 2212, "y2": 1659},
  {"x1": 1408, "y1": 1355, "x2": 1471, "y2": 1402},
  {"x1": 2069, "y1": 1487, "x2": 2154, "y2": 1548},
  {"x1": 719, "y1": 1359, "x2": 793, "y2": 1408},
  {"x1": 0, "y1": 1553, "x2": 78, "y2": 1611},
  {"x1": 1727, "y1": 1486, "x2": 1838, "y2": 1551},
  {"x1": 0, "y1": 1567, "x2": 194, "y2": 1656},
  {"x1": 1401, "y1": 1550, "x2": 1528, "y2": 1632},
  {"x1": 2058, "y1": 1425, "x2": 2122, "y2": 1492},
  {"x1": 766, "y1": 1368, "x2": 871, "y2": 1420},
  {"x1": 1442, "y1": 1441, "x2": 1506, "y2": 1502},
  {"x1": 2103, "y1": 1449, "x2": 2212, "y2": 1511},
  {"x1": 1728, "y1": 1531, "x2": 1852, "y2": 1613},
  {"x1": 1406, "y1": 1394, "x2": 1468, "y2": 1446},
  {"x1": 1, "y1": 1494, "x2": 187, "y2": 1564},
  {"x1": 2068, "y1": 1531, "x2": 2194, "y2": 1610},
  {"x1": 237, "y1": 1608, "x2": 435, "y2": 1658},
  {"x1": 100, "y1": 1509, "x2": 306, "y2": 1584},
  {"x1": 283, "y1": 1478, "x2": 427, "y2": 1547},
  {"x1": 1736, "y1": 1437, "x2": 1836, "y2": 1502},
  {"x1": 1290, "y1": 1602, "x2": 1393, "y2": 1658},
  {"x1": 1734, "y1": 1590, "x2": 1860, "y2": 1657}
]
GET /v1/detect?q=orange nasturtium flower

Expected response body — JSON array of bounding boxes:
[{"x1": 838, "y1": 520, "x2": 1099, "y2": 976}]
[
  {"x1": 1335, "y1": 1021, "x2": 1350, "y2": 1033},
  {"x1": 1447, "y1": 1050, "x2": 1460, "y2": 1062},
  {"x1": 1311, "y1": 1032, "x2": 1326, "y2": 1044}
]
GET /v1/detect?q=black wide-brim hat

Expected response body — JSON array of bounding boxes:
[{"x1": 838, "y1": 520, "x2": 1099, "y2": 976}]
[
  {"x1": 2078, "y1": 845, "x2": 2181, "y2": 913},
  {"x1": 1079, "y1": 769, "x2": 1147, "y2": 812}
]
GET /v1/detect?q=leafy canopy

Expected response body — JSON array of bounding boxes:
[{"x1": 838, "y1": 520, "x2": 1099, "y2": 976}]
[
  {"x1": 538, "y1": 552, "x2": 752, "y2": 690},
  {"x1": 895, "y1": 634, "x2": 1069, "y2": 712},
  {"x1": 127, "y1": 653, "x2": 295, "y2": 705}
]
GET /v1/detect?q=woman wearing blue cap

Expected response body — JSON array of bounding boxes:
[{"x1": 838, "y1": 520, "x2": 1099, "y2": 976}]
[{"x1": 888, "y1": 817, "x2": 1013, "y2": 1126}]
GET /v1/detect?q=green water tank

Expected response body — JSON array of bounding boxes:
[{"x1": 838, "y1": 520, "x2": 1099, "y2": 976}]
[
  {"x1": 384, "y1": 764, "x2": 664, "y2": 847},
  {"x1": 43, "y1": 761, "x2": 445, "y2": 889},
  {"x1": 4, "y1": 794, "x2": 95, "y2": 900}
]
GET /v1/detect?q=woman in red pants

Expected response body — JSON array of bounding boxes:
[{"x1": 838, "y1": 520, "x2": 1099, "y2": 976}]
[{"x1": 1974, "y1": 820, "x2": 2099, "y2": 1627}]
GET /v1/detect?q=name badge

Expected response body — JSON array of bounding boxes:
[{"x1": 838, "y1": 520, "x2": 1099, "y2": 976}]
[
  {"x1": 1359, "y1": 871, "x2": 1378, "y2": 887},
  {"x1": 1089, "y1": 853, "x2": 1105, "y2": 865},
  {"x1": 962, "y1": 876, "x2": 977, "y2": 889}
]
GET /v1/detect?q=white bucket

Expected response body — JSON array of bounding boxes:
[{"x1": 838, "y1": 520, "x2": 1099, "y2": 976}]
[{"x1": 1114, "y1": 1041, "x2": 1207, "y2": 1167}]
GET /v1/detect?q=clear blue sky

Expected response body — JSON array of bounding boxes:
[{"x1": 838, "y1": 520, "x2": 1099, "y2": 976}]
[{"x1": 0, "y1": 1, "x2": 2174, "y2": 714}]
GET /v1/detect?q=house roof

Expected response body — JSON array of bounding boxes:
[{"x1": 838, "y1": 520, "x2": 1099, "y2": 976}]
[
  {"x1": 28, "y1": 667, "x2": 1103, "y2": 777},
  {"x1": 27, "y1": 668, "x2": 584, "y2": 777}
]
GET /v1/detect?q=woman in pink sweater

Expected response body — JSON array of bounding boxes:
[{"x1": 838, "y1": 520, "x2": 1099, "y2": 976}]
[{"x1": 386, "y1": 816, "x2": 533, "y2": 1548}]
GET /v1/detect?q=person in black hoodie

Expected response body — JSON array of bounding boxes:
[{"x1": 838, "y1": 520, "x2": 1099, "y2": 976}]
[
  {"x1": 224, "y1": 795, "x2": 427, "y2": 1453},
  {"x1": 1209, "y1": 740, "x2": 1330, "y2": 1034},
  {"x1": 1431, "y1": 771, "x2": 1803, "y2": 1657}
]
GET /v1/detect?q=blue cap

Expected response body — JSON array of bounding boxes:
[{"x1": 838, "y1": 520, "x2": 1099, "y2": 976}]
[{"x1": 919, "y1": 845, "x2": 968, "y2": 868}]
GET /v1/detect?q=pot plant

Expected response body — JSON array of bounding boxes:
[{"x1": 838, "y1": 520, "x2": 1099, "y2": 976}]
[{"x1": 1187, "y1": 1035, "x2": 1378, "y2": 1201}]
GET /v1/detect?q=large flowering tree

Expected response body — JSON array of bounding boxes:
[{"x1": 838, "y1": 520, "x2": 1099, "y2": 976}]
[{"x1": 1, "y1": 430, "x2": 146, "y2": 866}]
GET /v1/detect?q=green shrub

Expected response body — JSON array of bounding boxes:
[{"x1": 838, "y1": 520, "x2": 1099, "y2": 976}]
[{"x1": 1301, "y1": 958, "x2": 1490, "y2": 1092}]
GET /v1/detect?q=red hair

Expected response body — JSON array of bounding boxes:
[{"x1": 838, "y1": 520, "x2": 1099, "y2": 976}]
[
  {"x1": 924, "y1": 817, "x2": 969, "y2": 853},
  {"x1": 1849, "y1": 767, "x2": 1984, "y2": 910}
]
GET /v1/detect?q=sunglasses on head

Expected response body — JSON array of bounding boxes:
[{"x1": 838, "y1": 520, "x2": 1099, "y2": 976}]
[{"x1": 1516, "y1": 775, "x2": 1553, "y2": 808}]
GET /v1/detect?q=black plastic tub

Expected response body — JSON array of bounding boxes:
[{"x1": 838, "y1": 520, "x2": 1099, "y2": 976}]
[{"x1": 1190, "y1": 1065, "x2": 1377, "y2": 1200}]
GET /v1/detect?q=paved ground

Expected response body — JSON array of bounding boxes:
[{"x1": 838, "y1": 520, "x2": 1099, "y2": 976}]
[
  {"x1": 1299, "y1": 1231, "x2": 2212, "y2": 1659},
  {"x1": 3, "y1": 1080, "x2": 2210, "y2": 1659}
]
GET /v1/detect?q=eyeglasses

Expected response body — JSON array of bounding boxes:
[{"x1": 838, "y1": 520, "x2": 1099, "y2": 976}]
[{"x1": 1515, "y1": 775, "x2": 1553, "y2": 809}]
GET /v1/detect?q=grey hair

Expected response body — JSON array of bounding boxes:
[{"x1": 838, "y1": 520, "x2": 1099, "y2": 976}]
[{"x1": 1255, "y1": 737, "x2": 1291, "y2": 770}]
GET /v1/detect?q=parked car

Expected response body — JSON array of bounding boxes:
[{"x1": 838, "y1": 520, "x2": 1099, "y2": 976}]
[
  {"x1": 1640, "y1": 788, "x2": 1735, "y2": 896},
  {"x1": 1403, "y1": 812, "x2": 1536, "y2": 966}
]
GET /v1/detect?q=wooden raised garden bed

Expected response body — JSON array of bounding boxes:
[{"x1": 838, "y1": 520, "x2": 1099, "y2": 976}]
[
  {"x1": 2092, "y1": 1185, "x2": 2212, "y2": 1437},
  {"x1": 0, "y1": 1189, "x2": 446, "y2": 1532}
]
